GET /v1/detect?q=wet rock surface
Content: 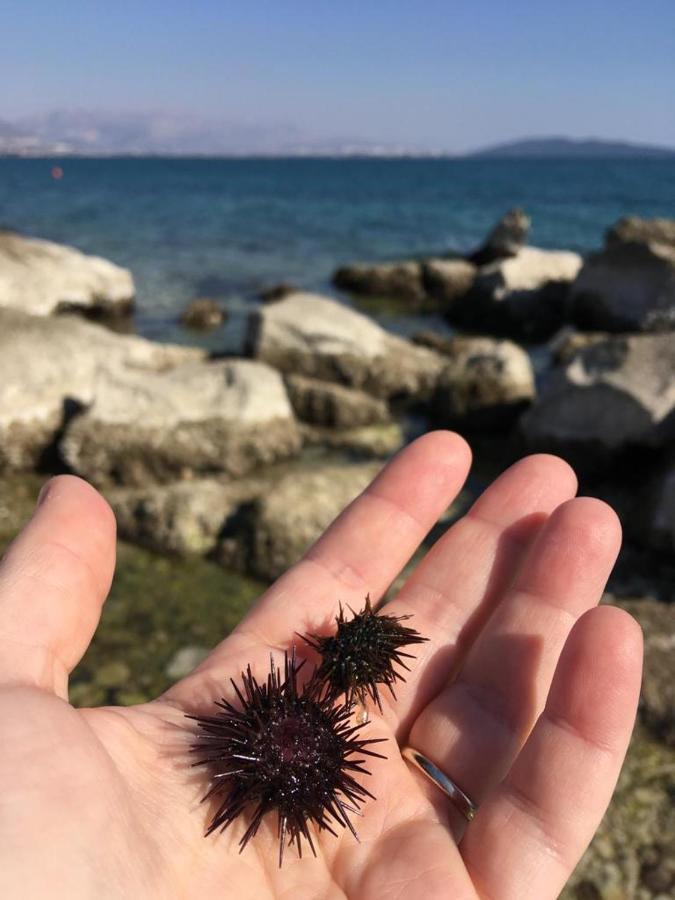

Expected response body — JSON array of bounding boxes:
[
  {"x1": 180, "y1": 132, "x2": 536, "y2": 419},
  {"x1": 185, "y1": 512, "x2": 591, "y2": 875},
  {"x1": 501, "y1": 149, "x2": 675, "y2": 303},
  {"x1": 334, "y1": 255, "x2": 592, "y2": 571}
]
[{"x1": 179, "y1": 297, "x2": 227, "y2": 331}]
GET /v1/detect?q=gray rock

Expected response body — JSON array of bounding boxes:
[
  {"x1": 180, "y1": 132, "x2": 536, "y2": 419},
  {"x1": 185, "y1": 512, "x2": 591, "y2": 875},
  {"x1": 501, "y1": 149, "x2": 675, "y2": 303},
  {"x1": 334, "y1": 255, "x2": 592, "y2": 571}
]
[
  {"x1": 572, "y1": 240, "x2": 675, "y2": 332},
  {"x1": 61, "y1": 359, "x2": 302, "y2": 485},
  {"x1": 551, "y1": 329, "x2": 610, "y2": 365},
  {"x1": 333, "y1": 260, "x2": 425, "y2": 303},
  {"x1": 0, "y1": 309, "x2": 204, "y2": 471},
  {"x1": 108, "y1": 479, "x2": 260, "y2": 556},
  {"x1": 299, "y1": 421, "x2": 404, "y2": 458},
  {"x1": 453, "y1": 246, "x2": 583, "y2": 341},
  {"x1": 433, "y1": 336, "x2": 535, "y2": 429},
  {"x1": 0, "y1": 230, "x2": 134, "y2": 317},
  {"x1": 630, "y1": 465, "x2": 675, "y2": 553},
  {"x1": 607, "y1": 216, "x2": 675, "y2": 250},
  {"x1": 562, "y1": 724, "x2": 675, "y2": 900},
  {"x1": 421, "y1": 258, "x2": 476, "y2": 306},
  {"x1": 468, "y1": 207, "x2": 531, "y2": 266},
  {"x1": 520, "y1": 334, "x2": 675, "y2": 459},
  {"x1": 179, "y1": 298, "x2": 226, "y2": 331},
  {"x1": 248, "y1": 462, "x2": 380, "y2": 580},
  {"x1": 259, "y1": 282, "x2": 298, "y2": 303},
  {"x1": 615, "y1": 598, "x2": 675, "y2": 747},
  {"x1": 248, "y1": 292, "x2": 445, "y2": 400},
  {"x1": 285, "y1": 373, "x2": 391, "y2": 428}
]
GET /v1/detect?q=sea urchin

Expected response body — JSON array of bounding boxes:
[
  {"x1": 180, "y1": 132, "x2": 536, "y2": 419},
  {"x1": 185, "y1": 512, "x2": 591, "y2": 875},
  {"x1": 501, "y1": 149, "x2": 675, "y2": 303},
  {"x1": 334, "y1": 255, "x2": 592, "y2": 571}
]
[
  {"x1": 304, "y1": 595, "x2": 428, "y2": 711},
  {"x1": 188, "y1": 649, "x2": 386, "y2": 865}
]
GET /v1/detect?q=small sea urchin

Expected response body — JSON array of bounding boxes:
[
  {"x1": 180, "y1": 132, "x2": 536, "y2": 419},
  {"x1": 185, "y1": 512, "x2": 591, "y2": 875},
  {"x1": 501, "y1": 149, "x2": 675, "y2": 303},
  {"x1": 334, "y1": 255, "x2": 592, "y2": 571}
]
[
  {"x1": 304, "y1": 595, "x2": 428, "y2": 711},
  {"x1": 188, "y1": 650, "x2": 386, "y2": 865}
]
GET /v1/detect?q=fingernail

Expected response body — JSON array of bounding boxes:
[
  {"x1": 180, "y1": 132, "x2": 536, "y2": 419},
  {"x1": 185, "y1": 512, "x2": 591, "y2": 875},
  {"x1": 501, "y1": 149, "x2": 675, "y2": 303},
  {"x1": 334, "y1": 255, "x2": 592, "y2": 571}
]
[{"x1": 37, "y1": 480, "x2": 53, "y2": 507}]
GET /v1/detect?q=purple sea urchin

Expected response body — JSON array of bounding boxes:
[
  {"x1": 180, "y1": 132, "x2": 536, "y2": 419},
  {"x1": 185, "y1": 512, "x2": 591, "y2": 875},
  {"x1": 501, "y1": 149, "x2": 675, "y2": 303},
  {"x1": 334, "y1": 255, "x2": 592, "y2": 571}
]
[
  {"x1": 188, "y1": 649, "x2": 386, "y2": 865},
  {"x1": 304, "y1": 595, "x2": 428, "y2": 712}
]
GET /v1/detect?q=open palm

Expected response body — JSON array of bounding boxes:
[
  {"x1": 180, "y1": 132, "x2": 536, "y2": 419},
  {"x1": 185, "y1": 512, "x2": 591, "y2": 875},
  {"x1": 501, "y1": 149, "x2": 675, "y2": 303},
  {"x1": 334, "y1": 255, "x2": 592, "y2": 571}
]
[{"x1": 0, "y1": 432, "x2": 642, "y2": 899}]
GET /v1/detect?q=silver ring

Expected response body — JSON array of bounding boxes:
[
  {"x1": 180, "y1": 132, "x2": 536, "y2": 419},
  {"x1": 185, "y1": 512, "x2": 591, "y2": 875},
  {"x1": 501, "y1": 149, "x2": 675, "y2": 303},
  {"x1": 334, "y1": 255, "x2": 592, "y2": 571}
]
[{"x1": 401, "y1": 747, "x2": 478, "y2": 821}]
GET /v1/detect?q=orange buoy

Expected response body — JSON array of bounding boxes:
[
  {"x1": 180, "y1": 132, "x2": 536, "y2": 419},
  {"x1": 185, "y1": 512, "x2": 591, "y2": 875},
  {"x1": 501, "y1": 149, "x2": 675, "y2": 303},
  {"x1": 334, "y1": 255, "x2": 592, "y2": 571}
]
[{"x1": 51, "y1": 166, "x2": 64, "y2": 180}]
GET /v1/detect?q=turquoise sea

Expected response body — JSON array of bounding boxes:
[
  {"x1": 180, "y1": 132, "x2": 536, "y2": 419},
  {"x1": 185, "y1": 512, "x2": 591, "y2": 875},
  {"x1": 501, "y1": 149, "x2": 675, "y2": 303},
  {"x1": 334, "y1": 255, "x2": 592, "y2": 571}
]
[{"x1": 1, "y1": 157, "x2": 674, "y2": 350}]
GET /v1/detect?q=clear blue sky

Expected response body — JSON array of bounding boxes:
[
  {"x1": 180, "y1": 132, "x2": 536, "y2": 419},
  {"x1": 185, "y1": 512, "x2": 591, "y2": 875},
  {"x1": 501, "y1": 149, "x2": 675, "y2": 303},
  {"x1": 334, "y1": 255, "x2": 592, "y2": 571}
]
[{"x1": 2, "y1": 0, "x2": 674, "y2": 151}]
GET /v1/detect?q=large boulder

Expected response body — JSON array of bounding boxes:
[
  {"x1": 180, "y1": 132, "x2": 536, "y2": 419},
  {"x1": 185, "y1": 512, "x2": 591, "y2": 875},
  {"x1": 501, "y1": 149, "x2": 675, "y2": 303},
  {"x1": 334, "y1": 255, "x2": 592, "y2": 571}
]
[
  {"x1": 468, "y1": 208, "x2": 531, "y2": 266},
  {"x1": 571, "y1": 237, "x2": 675, "y2": 333},
  {"x1": 0, "y1": 309, "x2": 203, "y2": 470},
  {"x1": 450, "y1": 247, "x2": 582, "y2": 341},
  {"x1": 520, "y1": 333, "x2": 675, "y2": 459},
  {"x1": 0, "y1": 230, "x2": 134, "y2": 317},
  {"x1": 432, "y1": 336, "x2": 535, "y2": 429},
  {"x1": 333, "y1": 260, "x2": 425, "y2": 303},
  {"x1": 248, "y1": 292, "x2": 445, "y2": 400},
  {"x1": 243, "y1": 462, "x2": 380, "y2": 581},
  {"x1": 607, "y1": 216, "x2": 675, "y2": 250},
  {"x1": 60, "y1": 359, "x2": 301, "y2": 486}
]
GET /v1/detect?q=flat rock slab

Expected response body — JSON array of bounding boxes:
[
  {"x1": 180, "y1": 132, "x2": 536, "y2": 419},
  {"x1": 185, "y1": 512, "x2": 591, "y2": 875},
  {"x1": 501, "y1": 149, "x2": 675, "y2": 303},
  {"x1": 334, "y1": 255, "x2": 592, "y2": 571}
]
[
  {"x1": 61, "y1": 358, "x2": 301, "y2": 485},
  {"x1": 0, "y1": 309, "x2": 203, "y2": 470},
  {"x1": 249, "y1": 291, "x2": 445, "y2": 400},
  {"x1": 0, "y1": 230, "x2": 134, "y2": 317}
]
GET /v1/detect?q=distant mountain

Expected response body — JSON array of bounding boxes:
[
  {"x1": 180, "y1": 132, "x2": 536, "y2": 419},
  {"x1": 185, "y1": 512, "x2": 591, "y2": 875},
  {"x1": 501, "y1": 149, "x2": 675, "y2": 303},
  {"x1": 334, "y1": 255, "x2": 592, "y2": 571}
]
[
  {"x1": 467, "y1": 136, "x2": 675, "y2": 159},
  {"x1": 0, "y1": 110, "x2": 436, "y2": 158}
]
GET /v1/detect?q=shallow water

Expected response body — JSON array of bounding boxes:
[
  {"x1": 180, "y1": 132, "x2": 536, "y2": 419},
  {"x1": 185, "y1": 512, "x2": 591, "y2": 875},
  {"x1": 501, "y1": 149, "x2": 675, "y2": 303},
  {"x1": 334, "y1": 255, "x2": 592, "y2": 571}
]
[{"x1": 2, "y1": 156, "x2": 674, "y2": 351}]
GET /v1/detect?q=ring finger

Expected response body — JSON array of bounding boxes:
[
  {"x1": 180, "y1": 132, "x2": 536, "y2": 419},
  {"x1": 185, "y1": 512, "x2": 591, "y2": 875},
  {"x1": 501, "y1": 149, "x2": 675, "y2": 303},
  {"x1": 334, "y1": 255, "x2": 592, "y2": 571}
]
[{"x1": 404, "y1": 496, "x2": 621, "y2": 836}]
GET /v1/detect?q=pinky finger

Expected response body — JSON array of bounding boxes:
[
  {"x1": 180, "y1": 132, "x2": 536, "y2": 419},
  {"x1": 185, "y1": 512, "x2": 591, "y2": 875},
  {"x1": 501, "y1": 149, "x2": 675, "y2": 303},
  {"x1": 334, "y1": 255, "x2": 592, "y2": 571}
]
[{"x1": 461, "y1": 606, "x2": 642, "y2": 900}]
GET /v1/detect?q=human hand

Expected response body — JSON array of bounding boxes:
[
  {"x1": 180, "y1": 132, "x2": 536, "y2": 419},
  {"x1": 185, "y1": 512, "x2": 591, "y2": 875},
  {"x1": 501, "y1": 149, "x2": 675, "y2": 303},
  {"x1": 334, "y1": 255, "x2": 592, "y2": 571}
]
[{"x1": 0, "y1": 432, "x2": 642, "y2": 899}]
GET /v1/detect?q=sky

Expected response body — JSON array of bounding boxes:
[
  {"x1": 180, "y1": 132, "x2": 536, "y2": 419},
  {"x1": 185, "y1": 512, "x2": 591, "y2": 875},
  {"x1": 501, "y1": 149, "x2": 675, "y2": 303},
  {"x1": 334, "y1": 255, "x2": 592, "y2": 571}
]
[{"x1": 2, "y1": 0, "x2": 675, "y2": 152}]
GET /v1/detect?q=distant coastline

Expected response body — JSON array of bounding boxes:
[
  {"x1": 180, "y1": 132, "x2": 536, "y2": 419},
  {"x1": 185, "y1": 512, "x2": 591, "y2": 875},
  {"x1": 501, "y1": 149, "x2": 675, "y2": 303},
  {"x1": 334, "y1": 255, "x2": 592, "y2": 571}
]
[{"x1": 2, "y1": 127, "x2": 674, "y2": 160}]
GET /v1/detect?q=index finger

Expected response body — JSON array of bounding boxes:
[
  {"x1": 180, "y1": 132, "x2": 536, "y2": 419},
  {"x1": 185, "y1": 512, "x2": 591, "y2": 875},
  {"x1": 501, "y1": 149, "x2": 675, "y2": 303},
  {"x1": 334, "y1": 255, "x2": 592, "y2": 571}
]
[{"x1": 168, "y1": 431, "x2": 471, "y2": 698}]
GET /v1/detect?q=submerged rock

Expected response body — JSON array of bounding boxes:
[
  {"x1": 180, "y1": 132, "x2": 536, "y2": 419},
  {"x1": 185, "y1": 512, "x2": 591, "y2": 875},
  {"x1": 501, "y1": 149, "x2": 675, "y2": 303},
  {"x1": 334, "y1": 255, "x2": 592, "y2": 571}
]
[
  {"x1": 333, "y1": 260, "x2": 425, "y2": 303},
  {"x1": 0, "y1": 230, "x2": 134, "y2": 317},
  {"x1": 61, "y1": 359, "x2": 301, "y2": 485},
  {"x1": 248, "y1": 291, "x2": 445, "y2": 400},
  {"x1": 572, "y1": 236, "x2": 675, "y2": 333},
  {"x1": 179, "y1": 297, "x2": 226, "y2": 331},
  {"x1": 452, "y1": 246, "x2": 583, "y2": 341},
  {"x1": 0, "y1": 309, "x2": 203, "y2": 471},
  {"x1": 520, "y1": 333, "x2": 675, "y2": 459},
  {"x1": 432, "y1": 336, "x2": 535, "y2": 429},
  {"x1": 468, "y1": 207, "x2": 531, "y2": 266}
]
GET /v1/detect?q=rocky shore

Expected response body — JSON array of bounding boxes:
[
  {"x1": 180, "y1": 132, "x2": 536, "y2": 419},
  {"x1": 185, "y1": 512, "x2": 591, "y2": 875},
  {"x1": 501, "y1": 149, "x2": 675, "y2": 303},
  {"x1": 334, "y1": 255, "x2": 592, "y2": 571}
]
[{"x1": 1, "y1": 215, "x2": 674, "y2": 898}]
